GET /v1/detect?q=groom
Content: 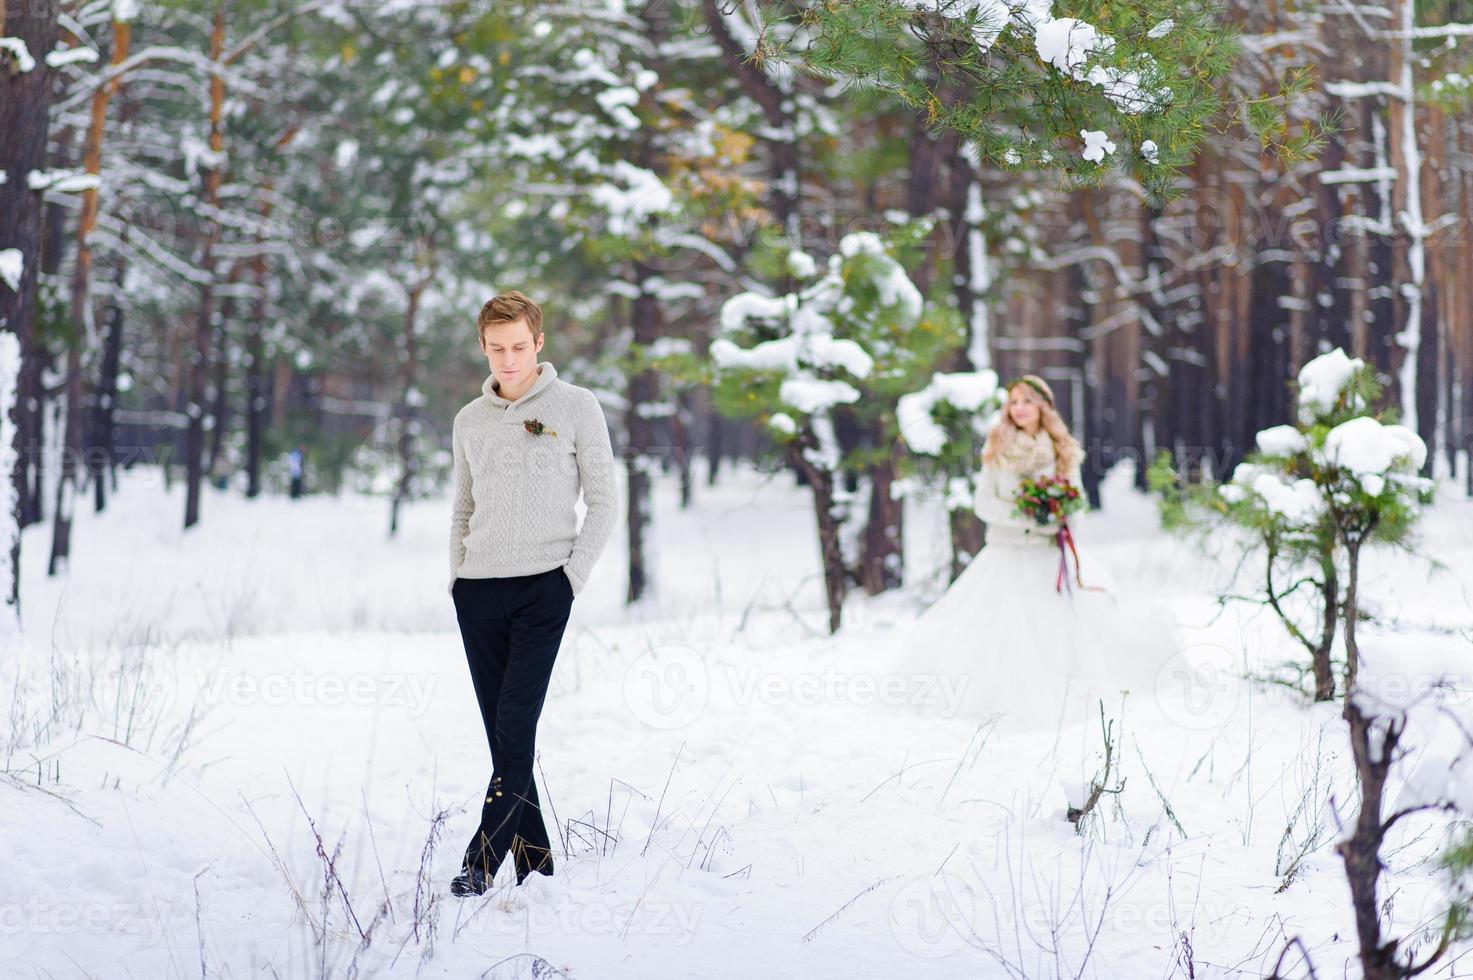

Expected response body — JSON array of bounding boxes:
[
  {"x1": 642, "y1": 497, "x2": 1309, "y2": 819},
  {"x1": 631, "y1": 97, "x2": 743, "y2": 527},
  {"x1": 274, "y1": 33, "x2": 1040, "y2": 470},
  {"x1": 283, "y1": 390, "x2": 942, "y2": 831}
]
[{"x1": 447, "y1": 290, "x2": 617, "y2": 896}]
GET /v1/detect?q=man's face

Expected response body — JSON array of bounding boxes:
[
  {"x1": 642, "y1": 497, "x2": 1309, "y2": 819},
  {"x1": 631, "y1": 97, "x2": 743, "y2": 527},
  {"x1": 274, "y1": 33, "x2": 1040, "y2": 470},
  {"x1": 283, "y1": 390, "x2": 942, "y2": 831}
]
[{"x1": 479, "y1": 317, "x2": 544, "y2": 390}]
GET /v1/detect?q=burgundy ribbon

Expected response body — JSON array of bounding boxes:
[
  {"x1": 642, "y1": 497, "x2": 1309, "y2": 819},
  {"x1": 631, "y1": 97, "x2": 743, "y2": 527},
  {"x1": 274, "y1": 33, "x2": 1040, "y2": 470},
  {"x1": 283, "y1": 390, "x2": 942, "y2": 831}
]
[{"x1": 1053, "y1": 517, "x2": 1106, "y2": 596}]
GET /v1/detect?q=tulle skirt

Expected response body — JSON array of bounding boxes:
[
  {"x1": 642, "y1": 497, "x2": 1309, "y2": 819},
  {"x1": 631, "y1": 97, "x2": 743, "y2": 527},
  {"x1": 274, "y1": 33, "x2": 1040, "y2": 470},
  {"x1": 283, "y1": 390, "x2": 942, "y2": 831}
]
[{"x1": 900, "y1": 525, "x2": 1184, "y2": 735}]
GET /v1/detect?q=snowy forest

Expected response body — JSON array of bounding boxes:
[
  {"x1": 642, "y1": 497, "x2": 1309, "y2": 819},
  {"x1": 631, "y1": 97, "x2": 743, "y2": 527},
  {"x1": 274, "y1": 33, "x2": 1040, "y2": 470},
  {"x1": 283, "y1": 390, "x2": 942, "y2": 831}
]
[{"x1": 2, "y1": 0, "x2": 1473, "y2": 977}]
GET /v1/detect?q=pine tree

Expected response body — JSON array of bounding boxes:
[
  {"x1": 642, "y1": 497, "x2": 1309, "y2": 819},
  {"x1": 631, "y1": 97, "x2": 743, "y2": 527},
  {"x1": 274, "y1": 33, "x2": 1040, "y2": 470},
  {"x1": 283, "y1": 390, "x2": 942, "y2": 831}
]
[
  {"x1": 709, "y1": 220, "x2": 959, "y2": 631},
  {"x1": 1154, "y1": 347, "x2": 1432, "y2": 701},
  {"x1": 765, "y1": 0, "x2": 1249, "y2": 199}
]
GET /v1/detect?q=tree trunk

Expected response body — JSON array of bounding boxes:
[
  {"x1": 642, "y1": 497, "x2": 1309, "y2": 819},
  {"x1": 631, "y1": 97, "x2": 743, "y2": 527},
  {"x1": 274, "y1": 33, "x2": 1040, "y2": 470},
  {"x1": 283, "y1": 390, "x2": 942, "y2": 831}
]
[
  {"x1": 46, "y1": 327, "x2": 81, "y2": 576},
  {"x1": 1341, "y1": 520, "x2": 1374, "y2": 696},
  {"x1": 184, "y1": 4, "x2": 227, "y2": 529},
  {"x1": 904, "y1": 60, "x2": 959, "y2": 297},
  {"x1": 787, "y1": 434, "x2": 845, "y2": 634},
  {"x1": 1414, "y1": 105, "x2": 1443, "y2": 476},
  {"x1": 18, "y1": 344, "x2": 47, "y2": 528},
  {"x1": 1310, "y1": 134, "x2": 1354, "y2": 354},
  {"x1": 1313, "y1": 556, "x2": 1338, "y2": 702},
  {"x1": 243, "y1": 158, "x2": 289, "y2": 499},
  {"x1": 40, "y1": 124, "x2": 77, "y2": 577},
  {"x1": 1384, "y1": 0, "x2": 1433, "y2": 469},
  {"x1": 859, "y1": 419, "x2": 904, "y2": 594},
  {"x1": 70, "y1": 3, "x2": 134, "y2": 515},
  {"x1": 245, "y1": 286, "x2": 267, "y2": 499},
  {"x1": 1334, "y1": 689, "x2": 1444, "y2": 978},
  {"x1": 857, "y1": 72, "x2": 964, "y2": 595},
  {"x1": 1138, "y1": 201, "x2": 1172, "y2": 472},
  {"x1": 705, "y1": 409, "x2": 723, "y2": 486},
  {"x1": 623, "y1": 4, "x2": 676, "y2": 602},
  {"x1": 1246, "y1": 253, "x2": 1293, "y2": 441},
  {"x1": 389, "y1": 254, "x2": 430, "y2": 538},
  {"x1": 1338, "y1": 694, "x2": 1395, "y2": 980},
  {"x1": 947, "y1": 507, "x2": 984, "y2": 584},
  {"x1": 941, "y1": 144, "x2": 987, "y2": 580},
  {"x1": 205, "y1": 263, "x2": 242, "y2": 480},
  {"x1": 626, "y1": 287, "x2": 662, "y2": 602},
  {"x1": 673, "y1": 388, "x2": 692, "y2": 509},
  {"x1": 0, "y1": 0, "x2": 59, "y2": 616},
  {"x1": 91, "y1": 262, "x2": 126, "y2": 512}
]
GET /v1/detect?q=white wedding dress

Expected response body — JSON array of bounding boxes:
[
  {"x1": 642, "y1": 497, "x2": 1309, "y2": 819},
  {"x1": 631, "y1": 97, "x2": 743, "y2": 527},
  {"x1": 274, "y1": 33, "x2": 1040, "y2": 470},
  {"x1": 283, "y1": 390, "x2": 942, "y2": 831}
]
[{"x1": 902, "y1": 431, "x2": 1183, "y2": 735}]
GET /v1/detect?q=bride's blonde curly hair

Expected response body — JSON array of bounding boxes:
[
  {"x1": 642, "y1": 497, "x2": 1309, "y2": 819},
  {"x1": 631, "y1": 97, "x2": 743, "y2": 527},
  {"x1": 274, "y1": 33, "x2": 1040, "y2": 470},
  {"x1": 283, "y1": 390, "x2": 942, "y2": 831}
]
[{"x1": 982, "y1": 374, "x2": 1082, "y2": 476}]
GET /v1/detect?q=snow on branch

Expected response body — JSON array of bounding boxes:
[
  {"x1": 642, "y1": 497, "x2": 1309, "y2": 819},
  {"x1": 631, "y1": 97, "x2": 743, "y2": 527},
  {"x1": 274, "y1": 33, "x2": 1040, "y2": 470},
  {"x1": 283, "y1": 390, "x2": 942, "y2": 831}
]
[
  {"x1": 91, "y1": 214, "x2": 212, "y2": 285},
  {"x1": 1320, "y1": 166, "x2": 1398, "y2": 185},
  {"x1": 896, "y1": 370, "x2": 1000, "y2": 456},
  {"x1": 52, "y1": 45, "x2": 272, "y2": 116},
  {"x1": 1324, "y1": 80, "x2": 1405, "y2": 99},
  {"x1": 46, "y1": 46, "x2": 100, "y2": 69},
  {"x1": 1381, "y1": 22, "x2": 1473, "y2": 39},
  {"x1": 0, "y1": 37, "x2": 36, "y2": 72},
  {"x1": 27, "y1": 169, "x2": 103, "y2": 194}
]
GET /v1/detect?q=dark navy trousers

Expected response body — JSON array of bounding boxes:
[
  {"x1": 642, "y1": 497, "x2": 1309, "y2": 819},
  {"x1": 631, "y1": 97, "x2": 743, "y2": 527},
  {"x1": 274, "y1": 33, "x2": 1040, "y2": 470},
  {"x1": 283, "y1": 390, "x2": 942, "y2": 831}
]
[{"x1": 451, "y1": 565, "x2": 573, "y2": 881}]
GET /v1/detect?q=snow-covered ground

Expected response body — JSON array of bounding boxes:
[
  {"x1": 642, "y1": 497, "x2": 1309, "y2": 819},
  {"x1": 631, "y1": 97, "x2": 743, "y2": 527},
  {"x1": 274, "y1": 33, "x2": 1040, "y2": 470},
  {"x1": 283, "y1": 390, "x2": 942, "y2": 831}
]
[{"x1": 4, "y1": 461, "x2": 1471, "y2": 978}]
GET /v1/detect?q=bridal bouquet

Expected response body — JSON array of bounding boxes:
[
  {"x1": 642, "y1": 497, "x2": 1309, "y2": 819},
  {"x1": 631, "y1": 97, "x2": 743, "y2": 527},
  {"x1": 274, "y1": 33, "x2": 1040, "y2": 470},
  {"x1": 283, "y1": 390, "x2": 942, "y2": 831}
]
[
  {"x1": 1012, "y1": 475, "x2": 1086, "y2": 527},
  {"x1": 1012, "y1": 476, "x2": 1103, "y2": 595}
]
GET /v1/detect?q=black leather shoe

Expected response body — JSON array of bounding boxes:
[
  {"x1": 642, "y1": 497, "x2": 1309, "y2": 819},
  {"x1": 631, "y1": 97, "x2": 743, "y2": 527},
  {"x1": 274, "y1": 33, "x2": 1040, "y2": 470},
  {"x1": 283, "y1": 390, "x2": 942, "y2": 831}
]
[{"x1": 450, "y1": 867, "x2": 492, "y2": 897}]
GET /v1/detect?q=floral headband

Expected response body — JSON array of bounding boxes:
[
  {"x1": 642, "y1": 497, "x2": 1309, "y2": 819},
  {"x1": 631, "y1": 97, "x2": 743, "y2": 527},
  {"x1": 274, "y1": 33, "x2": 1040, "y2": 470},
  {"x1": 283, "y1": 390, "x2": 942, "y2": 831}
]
[{"x1": 1005, "y1": 376, "x2": 1054, "y2": 406}]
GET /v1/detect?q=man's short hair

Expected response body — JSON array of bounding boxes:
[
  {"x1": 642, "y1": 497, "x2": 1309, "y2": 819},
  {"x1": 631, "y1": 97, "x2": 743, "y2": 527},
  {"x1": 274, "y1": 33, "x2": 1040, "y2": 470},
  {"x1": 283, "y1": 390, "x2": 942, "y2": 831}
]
[{"x1": 477, "y1": 290, "x2": 543, "y2": 344}]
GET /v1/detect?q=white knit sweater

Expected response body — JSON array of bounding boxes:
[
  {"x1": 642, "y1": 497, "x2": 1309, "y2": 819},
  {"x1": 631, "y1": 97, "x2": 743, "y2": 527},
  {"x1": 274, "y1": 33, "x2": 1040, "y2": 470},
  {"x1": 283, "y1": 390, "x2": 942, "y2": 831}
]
[
  {"x1": 972, "y1": 429, "x2": 1084, "y2": 545},
  {"x1": 448, "y1": 361, "x2": 617, "y2": 596}
]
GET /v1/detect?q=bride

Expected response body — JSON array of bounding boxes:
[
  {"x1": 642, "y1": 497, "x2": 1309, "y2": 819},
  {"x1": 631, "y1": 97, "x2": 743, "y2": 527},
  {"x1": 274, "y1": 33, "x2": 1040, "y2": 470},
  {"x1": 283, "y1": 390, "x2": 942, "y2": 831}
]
[{"x1": 903, "y1": 374, "x2": 1182, "y2": 736}]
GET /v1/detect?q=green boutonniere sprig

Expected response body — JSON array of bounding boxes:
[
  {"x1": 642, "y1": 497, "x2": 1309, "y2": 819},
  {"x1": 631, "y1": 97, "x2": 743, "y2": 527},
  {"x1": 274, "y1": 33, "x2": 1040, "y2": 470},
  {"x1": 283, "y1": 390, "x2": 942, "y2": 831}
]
[{"x1": 523, "y1": 418, "x2": 558, "y2": 436}]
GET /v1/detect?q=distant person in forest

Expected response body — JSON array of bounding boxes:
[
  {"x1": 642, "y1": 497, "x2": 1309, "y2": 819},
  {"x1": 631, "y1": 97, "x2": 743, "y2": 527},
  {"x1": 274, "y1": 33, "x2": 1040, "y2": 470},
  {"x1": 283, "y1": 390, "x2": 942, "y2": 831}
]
[
  {"x1": 445, "y1": 289, "x2": 618, "y2": 896},
  {"x1": 902, "y1": 375, "x2": 1182, "y2": 736},
  {"x1": 288, "y1": 445, "x2": 305, "y2": 498}
]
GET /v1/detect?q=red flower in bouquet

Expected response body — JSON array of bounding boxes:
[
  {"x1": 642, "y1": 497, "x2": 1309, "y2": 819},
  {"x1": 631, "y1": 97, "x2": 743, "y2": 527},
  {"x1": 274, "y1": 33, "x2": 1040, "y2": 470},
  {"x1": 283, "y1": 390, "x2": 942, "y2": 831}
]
[{"x1": 1012, "y1": 474, "x2": 1086, "y2": 527}]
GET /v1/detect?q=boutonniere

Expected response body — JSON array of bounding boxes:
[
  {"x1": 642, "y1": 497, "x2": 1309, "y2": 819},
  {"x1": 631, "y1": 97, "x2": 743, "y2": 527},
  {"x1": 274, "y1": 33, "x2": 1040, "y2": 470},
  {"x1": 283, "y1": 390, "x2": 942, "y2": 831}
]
[{"x1": 523, "y1": 418, "x2": 558, "y2": 436}]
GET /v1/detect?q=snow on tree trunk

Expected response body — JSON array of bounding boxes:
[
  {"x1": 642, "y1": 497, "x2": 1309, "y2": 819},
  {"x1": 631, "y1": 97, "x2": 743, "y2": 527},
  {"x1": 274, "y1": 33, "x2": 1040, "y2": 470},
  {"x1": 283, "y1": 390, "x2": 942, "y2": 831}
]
[
  {"x1": 0, "y1": 0, "x2": 60, "y2": 618},
  {"x1": 0, "y1": 331, "x2": 22, "y2": 637},
  {"x1": 627, "y1": 286, "x2": 665, "y2": 604},
  {"x1": 786, "y1": 432, "x2": 846, "y2": 633},
  {"x1": 1387, "y1": 0, "x2": 1431, "y2": 468},
  {"x1": 959, "y1": 147, "x2": 992, "y2": 373},
  {"x1": 46, "y1": 329, "x2": 80, "y2": 577}
]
